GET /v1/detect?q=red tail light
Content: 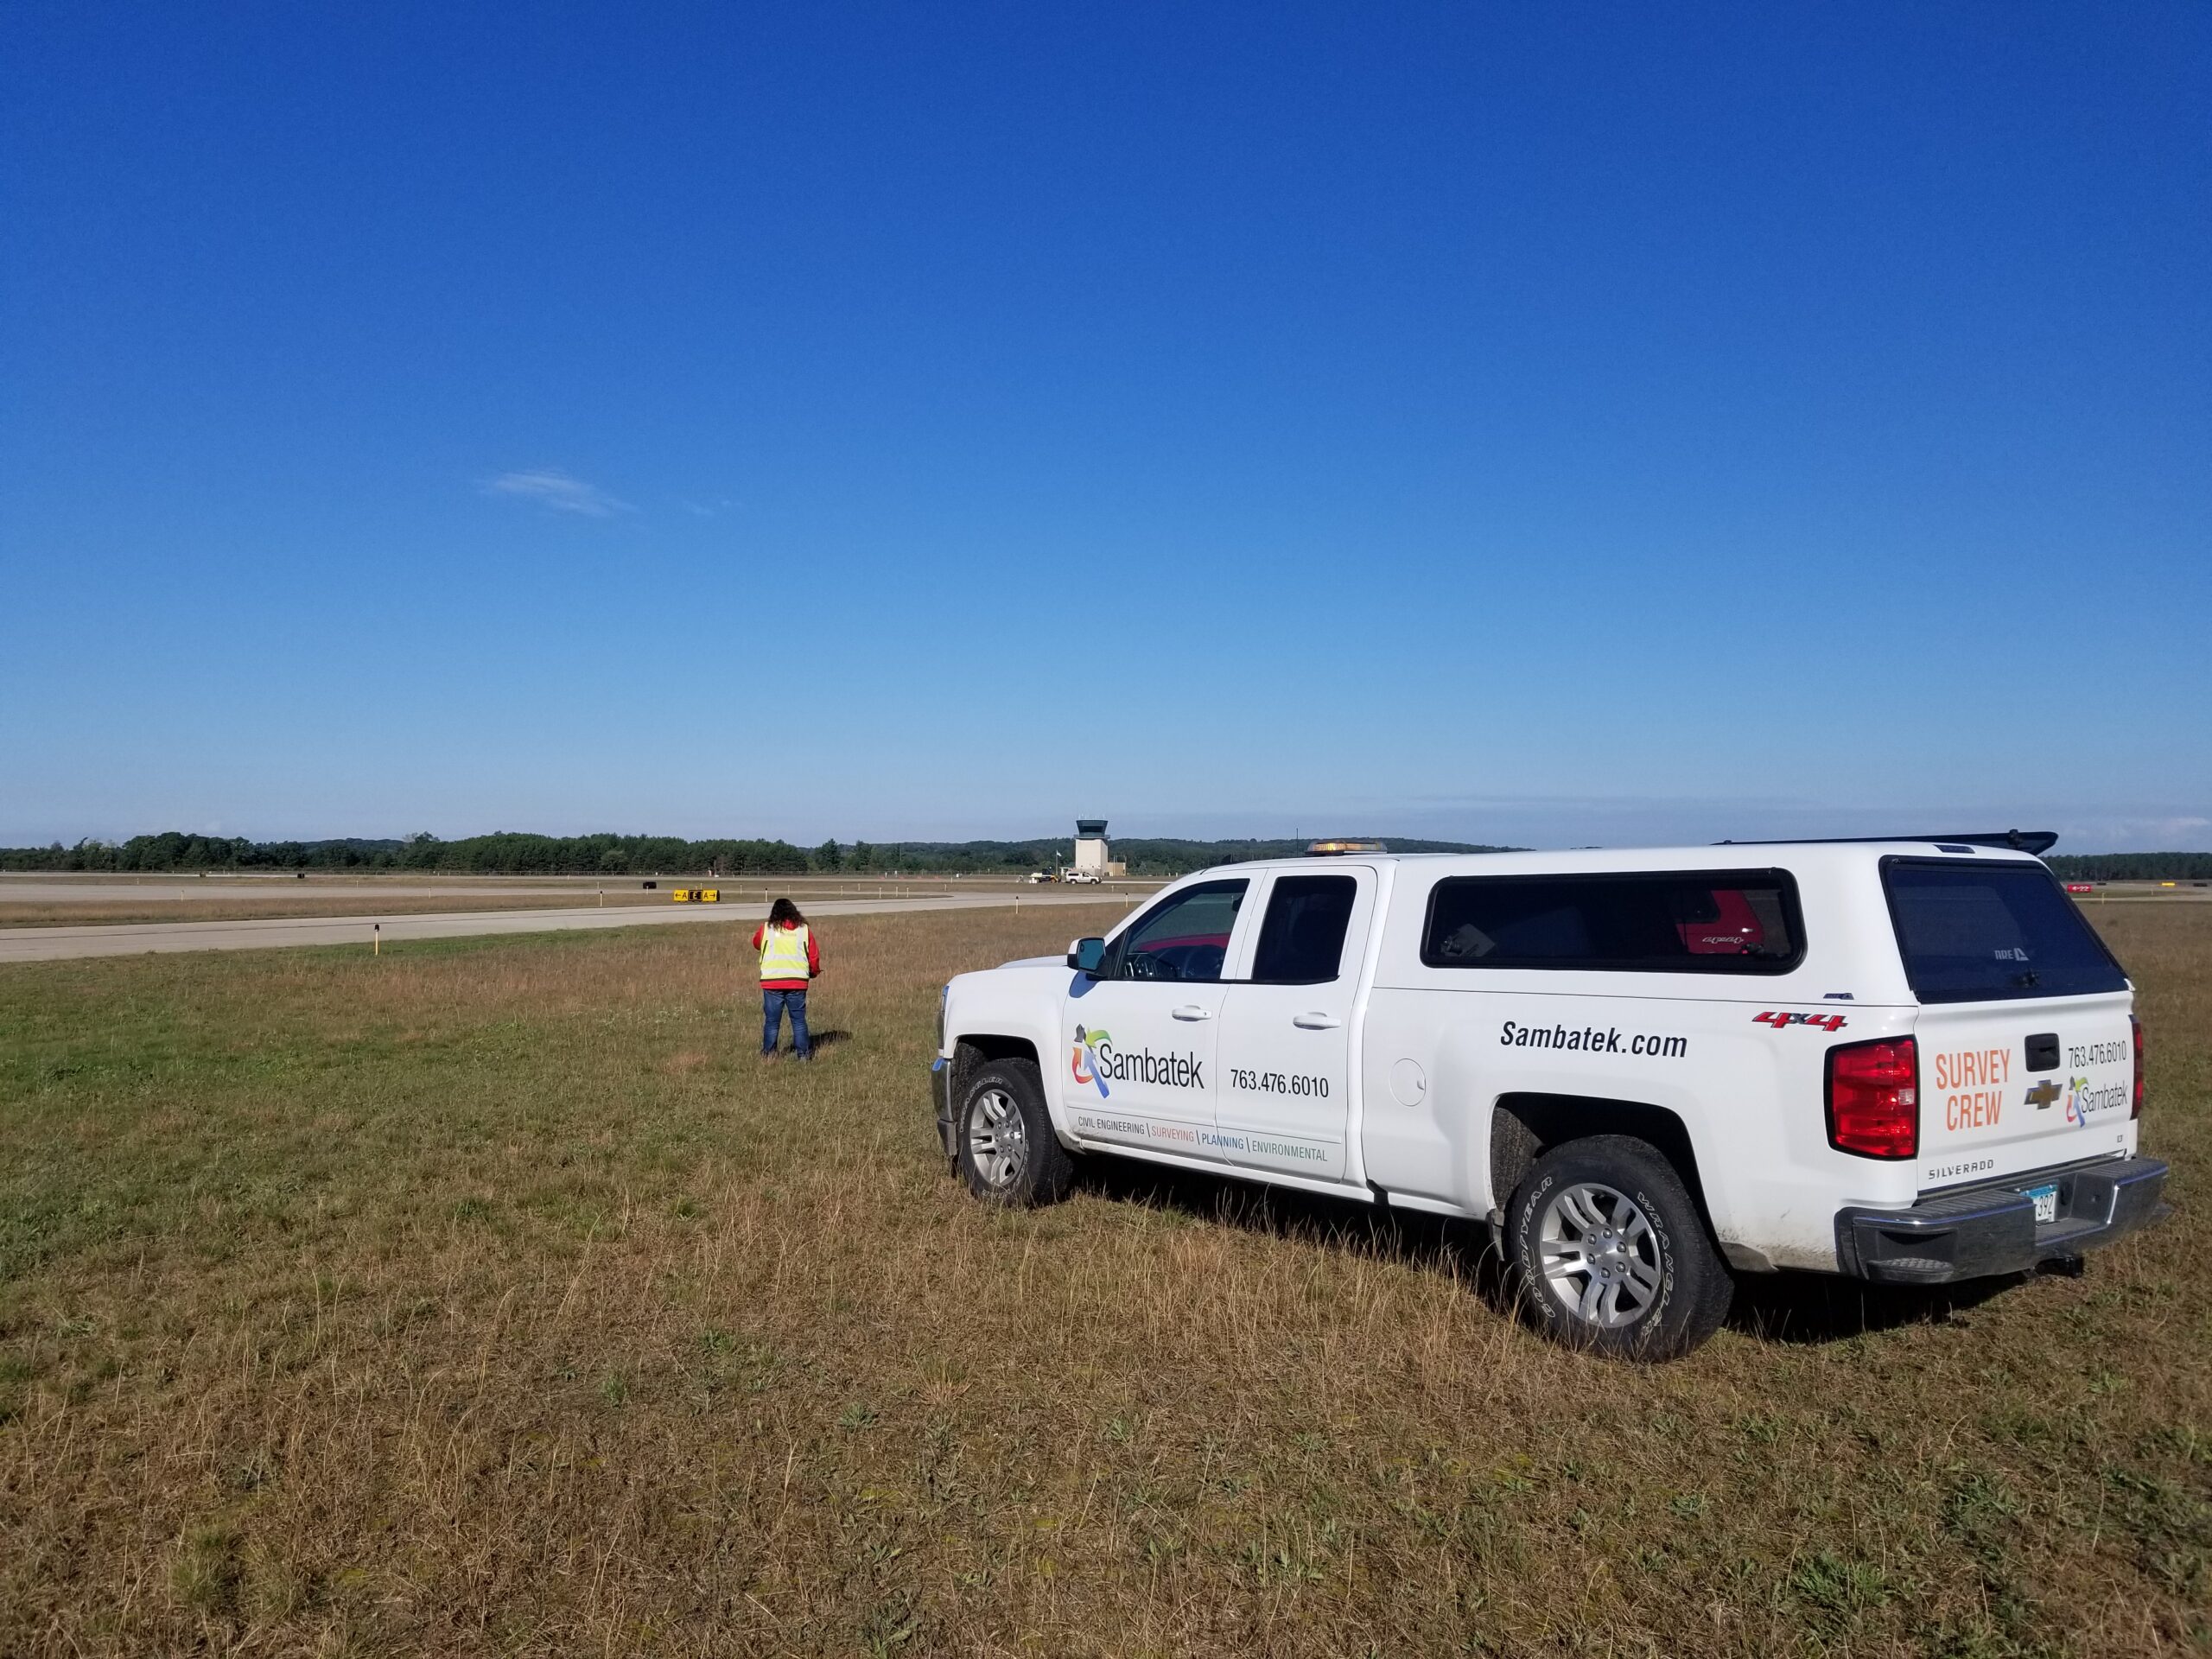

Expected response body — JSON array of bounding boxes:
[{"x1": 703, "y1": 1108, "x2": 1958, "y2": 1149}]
[
  {"x1": 1827, "y1": 1036, "x2": 1918, "y2": 1159},
  {"x1": 2131, "y1": 1015, "x2": 2144, "y2": 1119}
]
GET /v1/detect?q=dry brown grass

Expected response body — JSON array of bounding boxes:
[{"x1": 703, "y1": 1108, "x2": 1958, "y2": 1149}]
[{"x1": 0, "y1": 903, "x2": 2204, "y2": 1656}]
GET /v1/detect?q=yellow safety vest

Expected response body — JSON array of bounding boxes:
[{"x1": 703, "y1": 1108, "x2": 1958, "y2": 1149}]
[{"x1": 759, "y1": 922, "x2": 810, "y2": 982}]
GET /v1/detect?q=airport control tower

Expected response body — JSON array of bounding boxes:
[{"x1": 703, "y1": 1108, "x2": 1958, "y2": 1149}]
[{"x1": 1072, "y1": 819, "x2": 1112, "y2": 876}]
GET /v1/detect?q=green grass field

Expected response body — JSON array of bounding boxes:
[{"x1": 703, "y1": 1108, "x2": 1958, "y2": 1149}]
[{"x1": 1, "y1": 904, "x2": 2205, "y2": 1656}]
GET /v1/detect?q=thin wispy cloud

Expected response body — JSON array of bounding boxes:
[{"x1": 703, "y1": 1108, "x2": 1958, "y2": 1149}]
[{"x1": 480, "y1": 469, "x2": 630, "y2": 518}]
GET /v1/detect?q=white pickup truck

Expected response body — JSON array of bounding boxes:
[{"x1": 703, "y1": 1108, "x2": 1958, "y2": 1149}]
[{"x1": 931, "y1": 836, "x2": 2166, "y2": 1357}]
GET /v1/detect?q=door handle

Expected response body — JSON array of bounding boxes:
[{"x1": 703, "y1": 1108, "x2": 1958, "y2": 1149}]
[
  {"x1": 1171, "y1": 1005, "x2": 1212, "y2": 1021},
  {"x1": 1293, "y1": 1012, "x2": 1343, "y2": 1030}
]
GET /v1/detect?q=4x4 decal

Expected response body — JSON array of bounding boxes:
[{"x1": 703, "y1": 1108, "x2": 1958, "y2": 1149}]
[{"x1": 1753, "y1": 1010, "x2": 1847, "y2": 1033}]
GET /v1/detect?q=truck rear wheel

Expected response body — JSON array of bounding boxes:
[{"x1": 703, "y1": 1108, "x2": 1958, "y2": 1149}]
[
  {"x1": 957, "y1": 1059, "x2": 1075, "y2": 1208},
  {"x1": 1505, "y1": 1135, "x2": 1732, "y2": 1360}
]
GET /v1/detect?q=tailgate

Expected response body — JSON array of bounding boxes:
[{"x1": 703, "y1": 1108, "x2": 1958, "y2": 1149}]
[
  {"x1": 1915, "y1": 992, "x2": 2136, "y2": 1185},
  {"x1": 1883, "y1": 855, "x2": 2137, "y2": 1189}
]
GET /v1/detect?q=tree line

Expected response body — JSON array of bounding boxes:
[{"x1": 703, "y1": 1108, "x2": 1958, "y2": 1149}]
[
  {"x1": 0, "y1": 830, "x2": 1512, "y2": 877},
  {"x1": 0, "y1": 832, "x2": 813, "y2": 876},
  {"x1": 16, "y1": 833, "x2": 2197, "y2": 881},
  {"x1": 2047, "y1": 852, "x2": 2212, "y2": 881}
]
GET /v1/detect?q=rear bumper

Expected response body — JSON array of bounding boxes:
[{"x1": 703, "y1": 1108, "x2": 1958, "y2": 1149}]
[
  {"x1": 1836, "y1": 1156, "x2": 2170, "y2": 1285},
  {"x1": 931, "y1": 1056, "x2": 957, "y2": 1164}
]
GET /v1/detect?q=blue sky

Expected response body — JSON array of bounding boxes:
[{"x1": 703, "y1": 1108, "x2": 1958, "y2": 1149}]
[{"x1": 3, "y1": 4, "x2": 2207, "y2": 851}]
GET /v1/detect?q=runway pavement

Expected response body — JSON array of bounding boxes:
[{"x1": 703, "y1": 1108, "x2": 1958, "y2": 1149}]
[
  {"x1": 0, "y1": 879, "x2": 643, "y2": 904},
  {"x1": 0, "y1": 891, "x2": 1126, "y2": 964}
]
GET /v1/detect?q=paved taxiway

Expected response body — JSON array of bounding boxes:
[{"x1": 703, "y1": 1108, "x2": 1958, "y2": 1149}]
[
  {"x1": 0, "y1": 891, "x2": 1122, "y2": 964},
  {"x1": 0, "y1": 879, "x2": 654, "y2": 904}
]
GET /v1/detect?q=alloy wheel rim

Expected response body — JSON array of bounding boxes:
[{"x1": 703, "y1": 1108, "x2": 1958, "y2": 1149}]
[
  {"x1": 967, "y1": 1088, "x2": 1028, "y2": 1188},
  {"x1": 1538, "y1": 1181, "x2": 1662, "y2": 1328}
]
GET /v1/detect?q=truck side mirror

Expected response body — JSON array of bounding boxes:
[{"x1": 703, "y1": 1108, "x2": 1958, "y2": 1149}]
[{"x1": 1066, "y1": 937, "x2": 1107, "y2": 977}]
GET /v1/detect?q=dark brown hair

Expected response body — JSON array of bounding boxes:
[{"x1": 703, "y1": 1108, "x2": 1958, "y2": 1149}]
[{"x1": 768, "y1": 897, "x2": 805, "y2": 926}]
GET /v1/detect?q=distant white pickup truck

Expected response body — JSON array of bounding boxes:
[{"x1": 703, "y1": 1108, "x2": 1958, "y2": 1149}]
[{"x1": 931, "y1": 836, "x2": 2165, "y2": 1358}]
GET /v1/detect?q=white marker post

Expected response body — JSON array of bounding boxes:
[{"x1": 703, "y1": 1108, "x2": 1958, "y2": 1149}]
[{"x1": 372, "y1": 923, "x2": 380, "y2": 957}]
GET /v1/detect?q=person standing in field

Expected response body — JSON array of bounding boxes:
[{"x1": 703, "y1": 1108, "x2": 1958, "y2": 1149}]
[{"x1": 752, "y1": 897, "x2": 821, "y2": 1059}]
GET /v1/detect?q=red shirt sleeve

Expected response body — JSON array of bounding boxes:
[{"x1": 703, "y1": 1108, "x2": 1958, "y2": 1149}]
[
  {"x1": 806, "y1": 931, "x2": 822, "y2": 975},
  {"x1": 750, "y1": 925, "x2": 765, "y2": 950}
]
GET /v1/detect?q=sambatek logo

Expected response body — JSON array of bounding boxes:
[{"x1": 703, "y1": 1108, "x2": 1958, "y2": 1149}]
[
  {"x1": 2065, "y1": 1074, "x2": 2127, "y2": 1126},
  {"x1": 1071, "y1": 1025, "x2": 1205, "y2": 1094},
  {"x1": 1071, "y1": 1025, "x2": 1111, "y2": 1098}
]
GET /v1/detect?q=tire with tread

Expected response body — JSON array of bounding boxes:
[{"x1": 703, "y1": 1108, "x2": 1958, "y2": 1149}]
[
  {"x1": 1505, "y1": 1134, "x2": 1732, "y2": 1361},
  {"x1": 956, "y1": 1059, "x2": 1075, "y2": 1207}
]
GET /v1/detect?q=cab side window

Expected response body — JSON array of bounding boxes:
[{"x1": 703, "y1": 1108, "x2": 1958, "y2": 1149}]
[
  {"x1": 1250, "y1": 875, "x2": 1357, "y2": 983},
  {"x1": 1113, "y1": 880, "x2": 1247, "y2": 982}
]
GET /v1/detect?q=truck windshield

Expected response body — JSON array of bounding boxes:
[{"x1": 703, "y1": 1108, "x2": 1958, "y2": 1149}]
[{"x1": 1883, "y1": 860, "x2": 2127, "y2": 1003}]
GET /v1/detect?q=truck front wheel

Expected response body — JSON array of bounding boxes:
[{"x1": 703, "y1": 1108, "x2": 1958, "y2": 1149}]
[
  {"x1": 957, "y1": 1059, "x2": 1075, "y2": 1208},
  {"x1": 1505, "y1": 1135, "x2": 1732, "y2": 1360}
]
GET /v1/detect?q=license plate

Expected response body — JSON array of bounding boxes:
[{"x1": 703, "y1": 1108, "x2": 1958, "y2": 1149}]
[{"x1": 2023, "y1": 1183, "x2": 2059, "y2": 1224}]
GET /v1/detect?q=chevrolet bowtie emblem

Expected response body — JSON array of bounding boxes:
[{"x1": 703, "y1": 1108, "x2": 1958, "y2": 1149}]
[{"x1": 2025, "y1": 1078, "x2": 2063, "y2": 1109}]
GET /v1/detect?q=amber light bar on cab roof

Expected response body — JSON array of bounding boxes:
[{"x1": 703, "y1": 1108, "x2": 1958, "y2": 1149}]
[{"x1": 1306, "y1": 839, "x2": 1389, "y2": 855}]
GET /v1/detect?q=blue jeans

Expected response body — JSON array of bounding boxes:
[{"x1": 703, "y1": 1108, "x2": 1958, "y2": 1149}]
[{"x1": 762, "y1": 988, "x2": 810, "y2": 1057}]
